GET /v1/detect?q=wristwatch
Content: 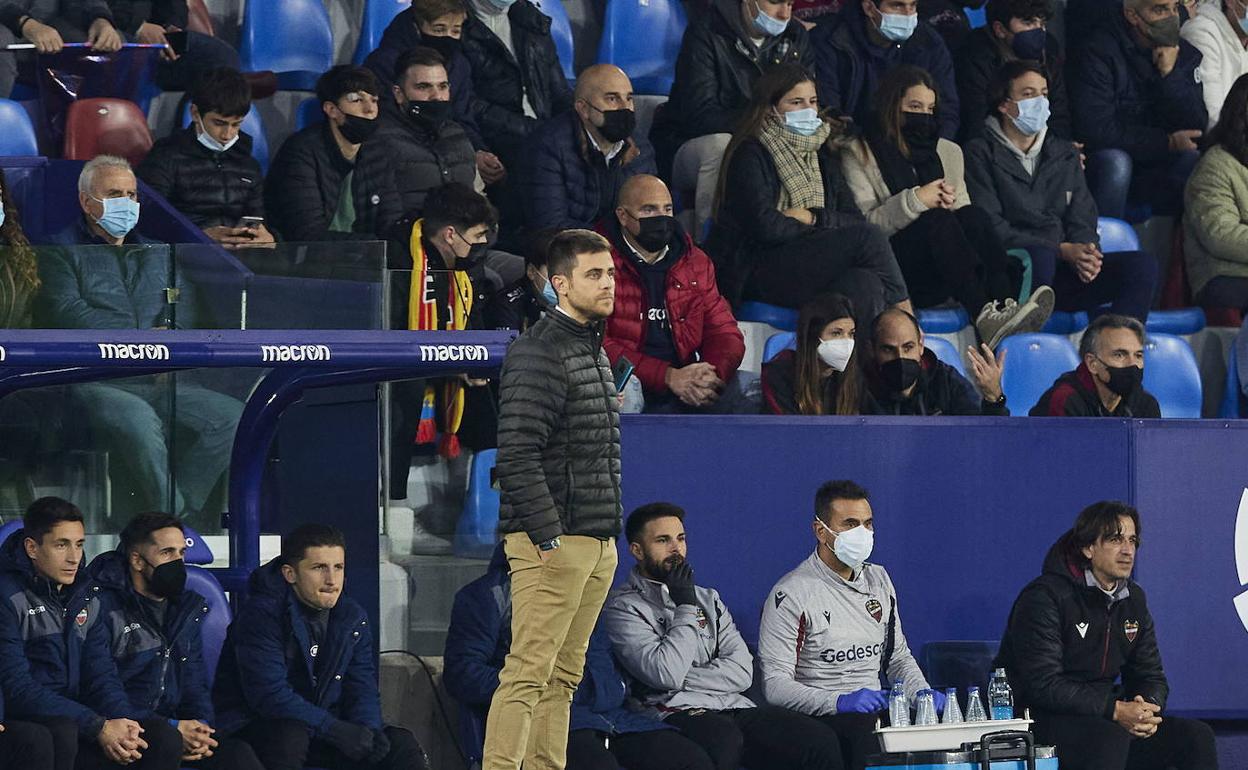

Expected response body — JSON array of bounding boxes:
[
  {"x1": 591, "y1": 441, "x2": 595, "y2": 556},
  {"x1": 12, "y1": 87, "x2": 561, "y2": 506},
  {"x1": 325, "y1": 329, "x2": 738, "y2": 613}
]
[{"x1": 538, "y1": 537, "x2": 561, "y2": 552}]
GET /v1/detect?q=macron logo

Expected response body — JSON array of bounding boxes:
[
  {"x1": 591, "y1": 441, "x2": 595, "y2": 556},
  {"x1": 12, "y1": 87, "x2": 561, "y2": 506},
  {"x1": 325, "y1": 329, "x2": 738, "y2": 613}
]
[
  {"x1": 260, "y1": 344, "x2": 332, "y2": 363},
  {"x1": 1233, "y1": 489, "x2": 1248, "y2": 635},
  {"x1": 418, "y1": 344, "x2": 490, "y2": 362},
  {"x1": 98, "y1": 343, "x2": 169, "y2": 361}
]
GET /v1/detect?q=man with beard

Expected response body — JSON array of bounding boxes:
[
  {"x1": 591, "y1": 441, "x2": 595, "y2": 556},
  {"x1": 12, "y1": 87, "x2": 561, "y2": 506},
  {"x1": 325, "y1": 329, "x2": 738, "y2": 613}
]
[{"x1": 604, "y1": 503, "x2": 846, "y2": 770}]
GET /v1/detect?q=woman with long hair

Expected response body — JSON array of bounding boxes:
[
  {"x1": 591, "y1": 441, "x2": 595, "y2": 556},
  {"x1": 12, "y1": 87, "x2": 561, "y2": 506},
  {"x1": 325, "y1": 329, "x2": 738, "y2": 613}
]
[
  {"x1": 0, "y1": 167, "x2": 39, "y2": 328},
  {"x1": 841, "y1": 64, "x2": 1052, "y2": 349},
  {"x1": 761, "y1": 293, "x2": 864, "y2": 414},
  {"x1": 706, "y1": 63, "x2": 911, "y2": 328}
]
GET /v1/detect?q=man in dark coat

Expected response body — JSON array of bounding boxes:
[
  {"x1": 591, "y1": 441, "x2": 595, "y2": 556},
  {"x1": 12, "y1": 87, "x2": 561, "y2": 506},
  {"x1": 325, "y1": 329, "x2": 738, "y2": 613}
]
[
  {"x1": 995, "y1": 500, "x2": 1216, "y2": 770},
  {"x1": 1030, "y1": 314, "x2": 1161, "y2": 417}
]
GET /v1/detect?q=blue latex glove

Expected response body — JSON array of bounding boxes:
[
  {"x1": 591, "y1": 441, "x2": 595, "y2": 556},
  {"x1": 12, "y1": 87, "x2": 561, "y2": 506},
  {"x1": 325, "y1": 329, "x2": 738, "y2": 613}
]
[
  {"x1": 925, "y1": 688, "x2": 948, "y2": 714},
  {"x1": 836, "y1": 688, "x2": 889, "y2": 713}
]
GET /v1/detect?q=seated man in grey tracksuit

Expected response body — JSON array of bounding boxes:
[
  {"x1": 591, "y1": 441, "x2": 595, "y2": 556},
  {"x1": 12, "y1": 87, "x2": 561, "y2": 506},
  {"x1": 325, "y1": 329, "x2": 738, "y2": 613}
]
[
  {"x1": 603, "y1": 503, "x2": 845, "y2": 770},
  {"x1": 758, "y1": 480, "x2": 935, "y2": 770}
]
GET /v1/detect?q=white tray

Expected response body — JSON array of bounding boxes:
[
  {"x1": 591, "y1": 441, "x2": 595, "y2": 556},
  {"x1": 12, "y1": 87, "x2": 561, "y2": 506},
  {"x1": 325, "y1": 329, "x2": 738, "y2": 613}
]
[{"x1": 874, "y1": 718, "x2": 1034, "y2": 753}]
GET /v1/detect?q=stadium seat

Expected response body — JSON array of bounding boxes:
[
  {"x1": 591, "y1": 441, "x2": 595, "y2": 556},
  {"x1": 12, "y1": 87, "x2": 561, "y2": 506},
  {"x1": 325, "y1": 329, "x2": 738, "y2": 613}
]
[
  {"x1": 0, "y1": 99, "x2": 38, "y2": 156},
  {"x1": 454, "y1": 448, "x2": 499, "y2": 559},
  {"x1": 919, "y1": 640, "x2": 999, "y2": 689},
  {"x1": 186, "y1": 566, "x2": 230, "y2": 681},
  {"x1": 296, "y1": 96, "x2": 324, "y2": 131},
  {"x1": 917, "y1": 307, "x2": 969, "y2": 334},
  {"x1": 963, "y1": 5, "x2": 987, "y2": 28},
  {"x1": 762, "y1": 331, "x2": 796, "y2": 363},
  {"x1": 353, "y1": 0, "x2": 411, "y2": 65},
  {"x1": 925, "y1": 336, "x2": 964, "y2": 376},
  {"x1": 64, "y1": 99, "x2": 154, "y2": 167},
  {"x1": 1042, "y1": 312, "x2": 1078, "y2": 335},
  {"x1": 180, "y1": 103, "x2": 270, "y2": 174},
  {"x1": 1143, "y1": 333, "x2": 1202, "y2": 418},
  {"x1": 737, "y1": 302, "x2": 798, "y2": 331},
  {"x1": 182, "y1": 525, "x2": 214, "y2": 565},
  {"x1": 238, "y1": 0, "x2": 335, "y2": 91},
  {"x1": 1097, "y1": 216, "x2": 1139, "y2": 252},
  {"x1": 186, "y1": 0, "x2": 215, "y2": 35},
  {"x1": 597, "y1": 0, "x2": 688, "y2": 95},
  {"x1": 0, "y1": 520, "x2": 19, "y2": 546},
  {"x1": 1145, "y1": 308, "x2": 1206, "y2": 335},
  {"x1": 997, "y1": 333, "x2": 1079, "y2": 414},
  {"x1": 1221, "y1": 343, "x2": 1242, "y2": 418},
  {"x1": 532, "y1": 0, "x2": 575, "y2": 82}
]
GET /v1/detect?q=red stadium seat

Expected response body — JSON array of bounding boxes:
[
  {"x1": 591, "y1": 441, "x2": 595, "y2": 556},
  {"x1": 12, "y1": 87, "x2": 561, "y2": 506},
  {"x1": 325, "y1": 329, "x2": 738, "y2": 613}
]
[
  {"x1": 63, "y1": 98, "x2": 154, "y2": 167},
  {"x1": 187, "y1": 0, "x2": 215, "y2": 36}
]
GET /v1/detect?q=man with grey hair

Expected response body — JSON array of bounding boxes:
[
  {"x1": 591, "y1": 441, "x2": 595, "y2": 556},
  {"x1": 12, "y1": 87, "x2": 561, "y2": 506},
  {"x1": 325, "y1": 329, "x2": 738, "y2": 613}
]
[
  {"x1": 1029, "y1": 314, "x2": 1161, "y2": 417},
  {"x1": 37, "y1": 155, "x2": 244, "y2": 531}
]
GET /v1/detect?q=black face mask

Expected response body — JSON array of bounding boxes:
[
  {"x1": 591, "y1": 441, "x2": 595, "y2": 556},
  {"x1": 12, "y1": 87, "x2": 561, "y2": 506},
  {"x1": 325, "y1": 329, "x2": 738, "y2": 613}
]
[
  {"x1": 1011, "y1": 27, "x2": 1047, "y2": 60},
  {"x1": 901, "y1": 111, "x2": 937, "y2": 143},
  {"x1": 632, "y1": 214, "x2": 677, "y2": 252},
  {"x1": 145, "y1": 558, "x2": 187, "y2": 599},
  {"x1": 407, "y1": 99, "x2": 452, "y2": 125},
  {"x1": 880, "y1": 357, "x2": 921, "y2": 393},
  {"x1": 594, "y1": 107, "x2": 636, "y2": 143},
  {"x1": 338, "y1": 113, "x2": 379, "y2": 144},
  {"x1": 421, "y1": 34, "x2": 461, "y2": 61},
  {"x1": 1098, "y1": 359, "x2": 1143, "y2": 396},
  {"x1": 453, "y1": 231, "x2": 489, "y2": 270}
]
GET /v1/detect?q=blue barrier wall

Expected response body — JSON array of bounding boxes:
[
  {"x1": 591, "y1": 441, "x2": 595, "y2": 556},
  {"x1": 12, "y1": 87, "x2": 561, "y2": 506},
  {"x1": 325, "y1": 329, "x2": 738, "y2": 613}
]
[{"x1": 617, "y1": 416, "x2": 1248, "y2": 717}]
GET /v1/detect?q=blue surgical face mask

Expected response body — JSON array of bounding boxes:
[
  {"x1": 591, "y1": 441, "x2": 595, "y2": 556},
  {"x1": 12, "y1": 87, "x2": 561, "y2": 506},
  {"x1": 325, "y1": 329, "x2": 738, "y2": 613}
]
[
  {"x1": 542, "y1": 278, "x2": 558, "y2": 306},
  {"x1": 196, "y1": 117, "x2": 239, "y2": 154},
  {"x1": 1011, "y1": 95, "x2": 1050, "y2": 136},
  {"x1": 783, "y1": 107, "x2": 823, "y2": 136},
  {"x1": 877, "y1": 10, "x2": 918, "y2": 42},
  {"x1": 752, "y1": 0, "x2": 790, "y2": 36},
  {"x1": 92, "y1": 195, "x2": 141, "y2": 239}
]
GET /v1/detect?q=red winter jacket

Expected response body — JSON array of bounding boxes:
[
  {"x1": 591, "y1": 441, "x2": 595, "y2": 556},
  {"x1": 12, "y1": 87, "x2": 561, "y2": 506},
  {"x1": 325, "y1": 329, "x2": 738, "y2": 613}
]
[{"x1": 599, "y1": 224, "x2": 745, "y2": 394}]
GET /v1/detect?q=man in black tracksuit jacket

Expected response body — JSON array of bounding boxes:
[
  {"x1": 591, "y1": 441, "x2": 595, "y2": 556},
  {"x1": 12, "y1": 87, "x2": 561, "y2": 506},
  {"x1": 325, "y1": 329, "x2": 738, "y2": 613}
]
[{"x1": 995, "y1": 501, "x2": 1216, "y2": 770}]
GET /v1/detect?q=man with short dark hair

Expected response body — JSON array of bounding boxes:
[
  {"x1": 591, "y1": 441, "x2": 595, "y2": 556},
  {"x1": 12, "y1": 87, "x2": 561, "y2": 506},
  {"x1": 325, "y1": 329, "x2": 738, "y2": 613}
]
[
  {"x1": 995, "y1": 501, "x2": 1217, "y2": 770},
  {"x1": 138, "y1": 67, "x2": 274, "y2": 246},
  {"x1": 483, "y1": 229, "x2": 621, "y2": 770},
  {"x1": 213, "y1": 524, "x2": 429, "y2": 770},
  {"x1": 0, "y1": 497, "x2": 143, "y2": 770},
  {"x1": 605, "y1": 503, "x2": 846, "y2": 770},
  {"x1": 265, "y1": 65, "x2": 381, "y2": 241},
  {"x1": 73, "y1": 512, "x2": 263, "y2": 770},
  {"x1": 1029, "y1": 313, "x2": 1161, "y2": 416},
  {"x1": 758, "y1": 480, "x2": 936, "y2": 770}
]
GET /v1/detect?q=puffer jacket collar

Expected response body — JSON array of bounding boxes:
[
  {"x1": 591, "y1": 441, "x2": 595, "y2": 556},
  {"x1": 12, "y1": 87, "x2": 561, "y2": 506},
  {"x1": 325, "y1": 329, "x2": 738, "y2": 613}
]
[{"x1": 0, "y1": 528, "x2": 71, "y2": 609}]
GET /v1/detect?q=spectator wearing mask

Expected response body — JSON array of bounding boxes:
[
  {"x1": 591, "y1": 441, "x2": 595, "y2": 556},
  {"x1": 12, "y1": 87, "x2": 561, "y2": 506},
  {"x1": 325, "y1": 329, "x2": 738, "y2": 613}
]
[
  {"x1": 1070, "y1": 0, "x2": 1205, "y2": 219},
  {"x1": 651, "y1": 0, "x2": 814, "y2": 236},
  {"x1": 762, "y1": 293, "x2": 866, "y2": 414},
  {"x1": 352, "y1": 46, "x2": 477, "y2": 239},
  {"x1": 965, "y1": 62, "x2": 1159, "y2": 321},
  {"x1": 841, "y1": 65, "x2": 1053, "y2": 349},
  {"x1": 1185, "y1": 72, "x2": 1248, "y2": 312},
  {"x1": 812, "y1": 0, "x2": 960, "y2": 139},
  {"x1": 1030, "y1": 313, "x2": 1161, "y2": 416},
  {"x1": 521, "y1": 64, "x2": 655, "y2": 231},
  {"x1": 1180, "y1": 0, "x2": 1248, "y2": 129},
  {"x1": 101, "y1": 0, "x2": 240, "y2": 91},
  {"x1": 708, "y1": 65, "x2": 911, "y2": 327},
  {"x1": 955, "y1": 0, "x2": 1071, "y2": 142},
  {"x1": 866, "y1": 308, "x2": 1009, "y2": 415},
  {"x1": 601, "y1": 175, "x2": 746, "y2": 413},
  {"x1": 0, "y1": 0, "x2": 121, "y2": 97},
  {"x1": 265, "y1": 65, "x2": 380, "y2": 241},
  {"x1": 138, "y1": 67, "x2": 275, "y2": 247},
  {"x1": 72, "y1": 513, "x2": 265, "y2": 770}
]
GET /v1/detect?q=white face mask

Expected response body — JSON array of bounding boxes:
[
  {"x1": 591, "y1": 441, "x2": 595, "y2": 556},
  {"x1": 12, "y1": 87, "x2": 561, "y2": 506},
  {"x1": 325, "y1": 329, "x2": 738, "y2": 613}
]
[
  {"x1": 817, "y1": 338, "x2": 854, "y2": 372},
  {"x1": 196, "y1": 117, "x2": 240, "y2": 153},
  {"x1": 817, "y1": 518, "x2": 874, "y2": 571}
]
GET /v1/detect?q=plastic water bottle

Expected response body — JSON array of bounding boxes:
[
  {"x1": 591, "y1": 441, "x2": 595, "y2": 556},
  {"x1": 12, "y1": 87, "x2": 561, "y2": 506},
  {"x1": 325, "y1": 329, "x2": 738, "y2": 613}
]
[
  {"x1": 942, "y1": 687, "x2": 964, "y2": 724},
  {"x1": 965, "y1": 686, "x2": 988, "y2": 722},
  {"x1": 889, "y1": 680, "x2": 910, "y2": 727},
  {"x1": 988, "y1": 668, "x2": 1014, "y2": 720}
]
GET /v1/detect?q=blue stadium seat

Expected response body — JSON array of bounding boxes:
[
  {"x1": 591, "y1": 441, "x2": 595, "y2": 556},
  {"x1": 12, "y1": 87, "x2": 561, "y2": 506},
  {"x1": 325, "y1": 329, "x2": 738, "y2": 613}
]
[
  {"x1": 238, "y1": 0, "x2": 335, "y2": 91},
  {"x1": 925, "y1": 336, "x2": 965, "y2": 376},
  {"x1": 182, "y1": 525, "x2": 214, "y2": 565},
  {"x1": 963, "y1": 5, "x2": 987, "y2": 28},
  {"x1": 737, "y1": 302, "x2": 798, "y2": 331},
  {"x1": 762, "y1": 331, "x2": 796, "y2": 363},
  {"x1": 0, "y1": 520, "x2": 20, "y2": 546},
  {"x1": 296, "y1": 96, "x2": 325, "y2": 131},
  {"x1": 1097, "y1": 216, "x2": 1140, "y2": 252},
  {"x1": 597, "y1": 0, "x2": 688, "y2": 95},
  {"x1": 532, "y1": 0, "x2": 576, "y2": 82},
  {"x1": 455, "y1": 449, "x2": 499, "y2": 558},
  {"x1": 998, "y1": 333, "x2": 1079, "y2": 414},
  {"x1": 1042, "y1": 311, "x2": 1078, "y2": 335},
  {"x1": 917, "y1": 307, "x2": 969, "y2": 334},
  {"x1": 180, "y1": 103, "x2": 270, "y2": 175},
  {"x1": 1143, "y1": 333, "x2": 1202, "y2": 418},
  {"x1": 353, "y1": 0, "x2": 411, "y2": 65},
  {"x1": 0, "y1": 99, "x2": 38, "y2": 156},
  {"x1": 186, "y1": 566, "x2": 230, "y2": 682},
  {"x1": 1221, "y1": 342, "x2": 1242, "y2": 418},
  {"x1": 1146, "y1": 308, "x2": 1206, "y2": 335}
]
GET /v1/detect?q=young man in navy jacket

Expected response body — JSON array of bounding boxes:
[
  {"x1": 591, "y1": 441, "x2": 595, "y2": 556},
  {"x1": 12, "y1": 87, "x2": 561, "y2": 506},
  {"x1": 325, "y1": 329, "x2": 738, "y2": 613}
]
[
  {"x1": 213, "y1": 524, "x2": 429, "y2": 770},
  {"x1": 73, "y1": 512, "x2": 263, "y2": 770}
]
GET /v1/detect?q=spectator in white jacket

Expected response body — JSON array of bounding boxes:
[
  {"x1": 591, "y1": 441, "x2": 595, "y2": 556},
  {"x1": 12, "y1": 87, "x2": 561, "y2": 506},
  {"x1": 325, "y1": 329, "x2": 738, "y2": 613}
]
[{"x1": 1181, "y1": 0, "x2": 1248, "y2": 128}]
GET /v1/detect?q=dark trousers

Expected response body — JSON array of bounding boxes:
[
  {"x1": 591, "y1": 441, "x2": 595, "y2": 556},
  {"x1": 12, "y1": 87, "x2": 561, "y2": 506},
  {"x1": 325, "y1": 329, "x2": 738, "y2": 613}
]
[
  {"x1": 1196, "y1": 276, "x2": 1248, "y2": 311},
  {"x1": 22, "y1": 716, "x2": 78, "y2": 770},
  {"x1": 1028, "y1": 246, "x2": 1158, "y2": 321},
  {"x1": 752, "y1": 223, "x2": 909, "y2": 329},
  {"x1": 811, "y1": 712, "x2": 882, "y2": 770},
  {"x1": 1086, "y1": 149, "x2": 1199, "y2": 219},
  {"x1": 665, "y1": 705, "x2": 846, "y2": 770},
  {"x1": 1033, "y1": 712, "x2": 1217, "y2": 770},
  {"x1": 235, "y1": 720, "x2": 429, "y2": 770},
  {"x1": 0, "y1": 719, "x2": 57, "y2": 770},
  {"x1": 890, "y1": 206, "x2": 1021, "y2": 314},
  {"x1": 565, "y1": 728, "x2": 715, "y2": 770},
  {"x1": 76, "y1": 719, "x2": 263, "y2": 770}
]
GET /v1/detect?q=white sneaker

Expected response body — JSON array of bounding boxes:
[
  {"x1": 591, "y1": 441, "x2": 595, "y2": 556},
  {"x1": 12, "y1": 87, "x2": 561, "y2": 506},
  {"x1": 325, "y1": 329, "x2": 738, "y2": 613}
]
[{"x1": 976, "y1": 286, "x2": 1055, "y2": 350}]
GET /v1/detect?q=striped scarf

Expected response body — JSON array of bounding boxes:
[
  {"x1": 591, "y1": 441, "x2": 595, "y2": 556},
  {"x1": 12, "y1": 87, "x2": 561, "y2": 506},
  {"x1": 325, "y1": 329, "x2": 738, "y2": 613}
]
[{"x1": 756, "y1": 116, "x2": 833, "y2": 211}]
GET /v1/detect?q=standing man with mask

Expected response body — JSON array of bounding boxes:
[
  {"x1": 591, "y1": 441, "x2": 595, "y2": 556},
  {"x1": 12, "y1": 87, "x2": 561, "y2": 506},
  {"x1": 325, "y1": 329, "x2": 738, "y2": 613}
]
[
  {"x1": 1030, "y1": 314, "x2": 1161, "y2": 416},
  {"x1": 482, "y1": 229, "x2": 622, "y2": 770},
  {"x1": 812, "y1": 0, "x2": 960, "y2": 138},
  {"x1": 758, "y1": 480, "x2": 937, "y2": 770}
]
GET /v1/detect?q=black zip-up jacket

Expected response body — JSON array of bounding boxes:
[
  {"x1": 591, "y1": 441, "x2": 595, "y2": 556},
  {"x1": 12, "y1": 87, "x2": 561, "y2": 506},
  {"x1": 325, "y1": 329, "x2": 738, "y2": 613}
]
[
  {"x1": 104, "y1": 0, "x2": 187, "y2": 34},
  {"x1": 137, "y1": 127, "x2": 265, "y2": 229},
  {"x1": 264, "y1": 122, "x2": 364, "y2": 242},
  {"x1": 995, "y1": 531, "x2": 1168, "y2": 719},
  {"x1": 496, "y1": 309, "x2": 622, "y2": 544},
  {"x1": 1029, "y1": 362, "x2": 1161, "y2": 417},
  {"x1": 865, "y1": 348, "x2": 1010, "y2": 416}
]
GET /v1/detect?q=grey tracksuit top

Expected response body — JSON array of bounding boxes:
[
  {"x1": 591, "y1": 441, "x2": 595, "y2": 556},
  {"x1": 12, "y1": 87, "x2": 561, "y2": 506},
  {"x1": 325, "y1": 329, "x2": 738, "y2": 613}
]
[
  {"x1": 603, "y1": 567, "x2": 755, "y2": 717},
  {"x1": 758, "y1": 550, "x2": 929, "y2": 716}
]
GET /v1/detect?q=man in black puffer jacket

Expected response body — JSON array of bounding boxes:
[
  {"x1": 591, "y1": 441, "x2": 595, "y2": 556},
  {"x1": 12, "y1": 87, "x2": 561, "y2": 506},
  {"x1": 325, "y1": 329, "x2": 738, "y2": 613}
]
[
  {"x1": 483, "y1": 229, "x2": 621, "y2": 770},
  {"x1": 995, "y1": 501, "x2": 1217, "y2": 770},
  {"x1": 351, "y1": 47, "x2": 477, "y2": 240}
]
